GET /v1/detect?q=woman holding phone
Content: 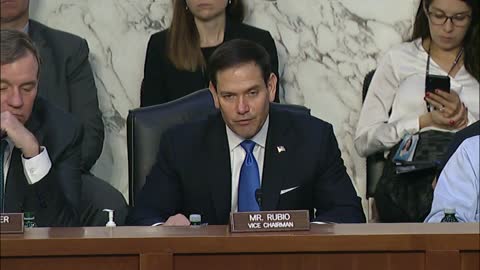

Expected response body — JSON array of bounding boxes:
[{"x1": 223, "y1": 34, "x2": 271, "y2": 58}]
[{"x1": 355, "y1": 0, "x2": 479, "y2": 222}]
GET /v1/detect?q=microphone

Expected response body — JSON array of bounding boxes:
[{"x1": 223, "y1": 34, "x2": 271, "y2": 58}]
[{"x1": 255, "y1": 188, "x2": 263, "y2": 211}]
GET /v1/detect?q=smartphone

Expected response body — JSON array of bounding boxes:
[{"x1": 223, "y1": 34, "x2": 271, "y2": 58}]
[{"x1": 426, "y1": 74, "x2": 450, "y2": 93}]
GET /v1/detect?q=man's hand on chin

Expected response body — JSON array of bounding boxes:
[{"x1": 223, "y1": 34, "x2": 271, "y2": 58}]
[
  {"x1": 0, "y1": 111, "x2": 40, "y2": 158},
  {"x1": 164, "y1": 213, "x2": 190, "y2": 226}
]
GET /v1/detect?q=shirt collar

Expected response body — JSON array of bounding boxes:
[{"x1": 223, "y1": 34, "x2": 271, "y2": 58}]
[
  {"x1": 226, "y1": 115, "x2": 269, "y2": 151},
  {"x1": 22, "y1": 21, "x2": 29, "y2": 34}
]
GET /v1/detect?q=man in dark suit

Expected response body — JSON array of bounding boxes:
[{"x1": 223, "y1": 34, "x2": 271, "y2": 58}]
[
  {"x1": 1, "y1": 1, "x2": 128, "y2": 226},
  {"x1": 128, "y1": 39, "x2": 365, "y2": 226},
  {"x1": 1, "y1": 29, "x2": 81, "y2": 226},
  {"x1": 1, "y1": 0, "x2": 103, "y2": 171}
]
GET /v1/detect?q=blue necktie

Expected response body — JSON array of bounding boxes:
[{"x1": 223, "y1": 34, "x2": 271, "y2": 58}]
[
  {"x1": 238, "y1": 140, "x2": 260, "y2": 212},
  {"x1": 0, "y1": 139, "x2": 8, "y2": 213}
]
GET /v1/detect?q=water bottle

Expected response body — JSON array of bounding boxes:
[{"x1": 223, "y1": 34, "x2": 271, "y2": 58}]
[
  {"x1": 24, "y1": 212, "x2": 37, "y2": 228},
  {"x1": 189, "y1": 214, "x2": 202, "y2": 226},
  {"x1": 440, "y1": 208, "x2": 458, "y2": 222}
]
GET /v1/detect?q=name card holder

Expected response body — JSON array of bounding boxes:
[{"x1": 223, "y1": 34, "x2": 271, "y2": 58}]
[
  {"x1": 230, "y1": 210, "x2": 310, "y2": 233},
  {"x1": 0, "y1": 213, "x2": 24, "y2": 234}
]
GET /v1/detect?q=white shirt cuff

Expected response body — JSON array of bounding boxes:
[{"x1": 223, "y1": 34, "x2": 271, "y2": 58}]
[
  {"x1": 152, "y1": 222, "x2": 164, "y2": 226},
  {"x1": 21, "y1": 146, "x2": 52, "y2": 185}
]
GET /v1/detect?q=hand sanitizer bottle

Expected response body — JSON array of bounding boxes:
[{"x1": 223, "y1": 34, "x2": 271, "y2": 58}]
[{"x1": 103, "y1": 209, "x2": 116, "y2": 227}]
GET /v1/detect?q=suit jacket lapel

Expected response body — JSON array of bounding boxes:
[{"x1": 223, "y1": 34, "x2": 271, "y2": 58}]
[
  {"x1": 28, "y1": 20, "x2": 47, "y2": 47},
  {"x1": 261, "y1": 108, "x2": 296, "y2": 211},
  {"x1": 204, "y1": 113, "x2": 232, "y2": 224}
]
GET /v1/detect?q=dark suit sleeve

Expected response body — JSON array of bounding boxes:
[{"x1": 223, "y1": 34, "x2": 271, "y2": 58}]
[
  {"x1": 32, "y1": 125, "x2": 83, "y2": 227},
  {"x1": 440, "y1": 121, "x2": 480, "y2": 173},
  {"x1": 66, "y1": 39, "x2": 104, "y2": 171},
  {"x1": 313, "y1": 124, "x2": 366, "y2": 223},
  {"x1": 141, "y1": 34, "x2": 167, "y2": 107},
  {"x1": 127, "y1": 129, "x2": 181, "y2": 225}
]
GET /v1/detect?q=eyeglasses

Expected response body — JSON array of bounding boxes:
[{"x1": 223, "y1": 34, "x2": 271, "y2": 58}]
[{"x1": 427, "y1": 11, "x2": 472, "y2": 27}]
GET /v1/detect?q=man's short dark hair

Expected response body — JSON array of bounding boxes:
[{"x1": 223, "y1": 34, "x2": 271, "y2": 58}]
[
  {"x1": 208, "y1": 39, "x2": 271, "y2": 89},
  {"x1": 0, "y1": 29, "x2": 41, "y2": 76}
]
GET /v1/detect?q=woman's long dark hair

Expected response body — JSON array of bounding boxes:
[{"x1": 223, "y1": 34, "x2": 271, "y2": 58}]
[
  {"x1": 167, "y1": 0, "x2": 245, "y2": 71},
  {"x1": 411, "y1": 0, "x2": 479, "y2": 81}
]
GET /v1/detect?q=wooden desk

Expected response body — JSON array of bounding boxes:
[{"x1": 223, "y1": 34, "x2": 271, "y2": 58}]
[{"x1": 1, "y1": 223, "x2": 479, "y2": 270}]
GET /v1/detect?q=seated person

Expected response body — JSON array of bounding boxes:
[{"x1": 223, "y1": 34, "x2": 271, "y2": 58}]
[
  {"x1": 354, "y1": 0, "x2": 479, "y2": 222},
  {"x1": 1, "y1": 0, "x2": 104, "y2": 171},
  {"x1": 127, "y1": 39, "x2": 365, "y2": 226},
  {"x1": 424, "y1": 135, "x2": 479, "y2": 222},
  {"x1": 1, "y1": 29, "x2": 81, "y2": 226},
  {"x1": 1, "y1": 1, "x2": 128, "y2": 225}
]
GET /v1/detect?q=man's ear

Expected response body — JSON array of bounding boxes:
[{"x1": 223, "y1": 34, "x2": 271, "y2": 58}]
[
  {"x1": 267, "y1": 73, "x2": 277, "y2": 102},
  {"x1": 209, "y1": 82, "x2": 220, "y2": 109}
]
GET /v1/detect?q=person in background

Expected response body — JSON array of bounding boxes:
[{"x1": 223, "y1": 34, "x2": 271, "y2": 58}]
[
  {"x1": 140, "y1": 0, "x2": 280, "y2": 106},
  {"x1": 424, "y1": 135, "x2": 479, "y2": 222},
  {"x1": 1, "y1": 29, "x2": 81, "y2": 226},
  {"x1": 128, "y1": 39, "x2": 365, "y2": 226},
  {"x1": 1, "y1": 0, "x2": 127, "y2": 226},
  {"x1": 355, "y1": 0, "x2": 479, "y2": 222}
]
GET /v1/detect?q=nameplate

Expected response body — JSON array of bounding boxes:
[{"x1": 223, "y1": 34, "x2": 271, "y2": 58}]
[
  {"x1": 0, "y1": 213, "x2": 24, "y2": 234},
  {"x1": 230, "y1": 210, "x2": 310, "y2": 233}
]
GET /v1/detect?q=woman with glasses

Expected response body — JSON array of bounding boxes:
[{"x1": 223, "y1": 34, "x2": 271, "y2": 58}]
[
  {"x1": 140, "y1": 0, "x2": 279, "y2": 107},
  {"x1": 355, "y1": 0, "x2": 479, "y2": 222}
]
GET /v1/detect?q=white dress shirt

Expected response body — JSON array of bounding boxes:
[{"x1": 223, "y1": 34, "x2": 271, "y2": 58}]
[
  {"x1": 355, "y1": 38, "x2": 479, "y2": 157},
  {"x1": 424, "y1": 136, "x2": 479, "y2": 223},
  {"x1": 2, "y1": 138, "x2": 52, "y2": 191},
  {"x1": 227, "y1": 116, "x2": 269, "y2": 213}
]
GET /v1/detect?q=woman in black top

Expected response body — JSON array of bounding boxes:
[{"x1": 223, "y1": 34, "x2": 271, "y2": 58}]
[{"x1": 140, "y1": 0, "x2": 279, "y2": 106}]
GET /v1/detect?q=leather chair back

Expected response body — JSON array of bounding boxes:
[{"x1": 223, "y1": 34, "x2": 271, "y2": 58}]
[
  {"x1": 362, "y1": 69, "x2": 386, "y2": 198},
  {"x1": 127, "y1": 89, "x2": 310, "y2": 206}
]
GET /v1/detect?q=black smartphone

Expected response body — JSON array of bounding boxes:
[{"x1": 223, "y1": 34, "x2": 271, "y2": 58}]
[{"x1": 426, "y1": 74, "x2": 450, "y2": 93}]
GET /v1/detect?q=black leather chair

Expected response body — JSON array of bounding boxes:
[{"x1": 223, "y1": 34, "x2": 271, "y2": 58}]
[
  {"x1": 79, "y1": 173, "x2": 128, "y2": 226},
  {"x1": 362, "y1": 69, "x2": 388, "y2": 222},
  {"x1": 127, "y1": 89, "x2": 310, "y2": 206},
  {"x1": 362, "y1": 69, "x2": 385, "y2": 198}
]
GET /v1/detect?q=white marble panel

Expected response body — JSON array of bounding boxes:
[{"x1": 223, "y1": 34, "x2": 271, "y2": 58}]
[{"x1": 30, "y1": 0, "x2": 421, "y2": 214}]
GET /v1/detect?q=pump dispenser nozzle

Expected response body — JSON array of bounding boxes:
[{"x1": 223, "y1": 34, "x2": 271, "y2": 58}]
[{"x1": 103, "y1": 209, "x2": 116, "y2": 227}]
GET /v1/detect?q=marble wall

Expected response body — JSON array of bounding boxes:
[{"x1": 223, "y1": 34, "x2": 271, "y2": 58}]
[{"x1": 30, "y1": 0, "x2": 420, "y2": 213}]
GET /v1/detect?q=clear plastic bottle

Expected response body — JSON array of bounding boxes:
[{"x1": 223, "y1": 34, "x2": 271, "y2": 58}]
[
  {"x1": 24, "y1": 212, "x2": 37, "y2": 228},
  {"x1": 440, "y1": 208, "x2": 458, "y2": 222},
  {"x1": 189, "y1": 214, "x2": 201, "y2": 226}
]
